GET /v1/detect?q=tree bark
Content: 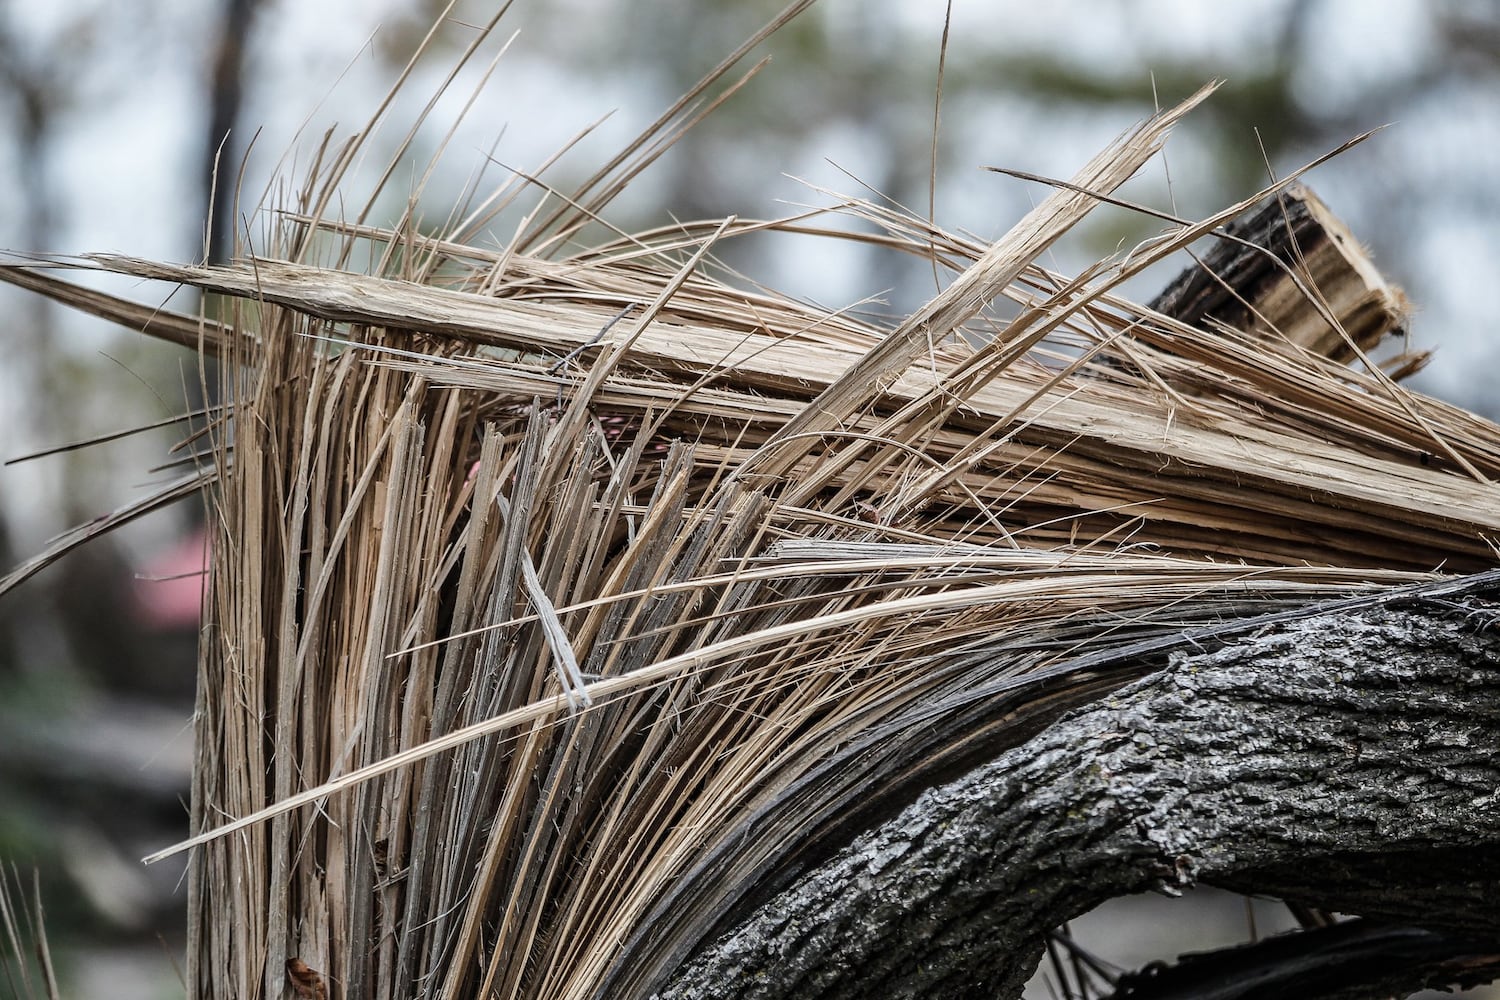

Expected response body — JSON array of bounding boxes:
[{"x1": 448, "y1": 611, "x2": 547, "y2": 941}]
[{"x1": 657, "y1": 592, "x2": 1500, "y2": 999}]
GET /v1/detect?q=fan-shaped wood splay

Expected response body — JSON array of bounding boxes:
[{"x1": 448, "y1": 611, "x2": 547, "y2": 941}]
[{"x1": 2, "y1": 5, "x2": 1499, "y2": 999}]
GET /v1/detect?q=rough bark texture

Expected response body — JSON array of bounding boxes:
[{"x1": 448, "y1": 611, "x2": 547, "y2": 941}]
[{"x1": 657, "y1": 598, "x2": 1500, "y2": 999}]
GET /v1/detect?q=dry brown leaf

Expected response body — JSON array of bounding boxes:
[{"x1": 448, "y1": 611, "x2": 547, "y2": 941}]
[{"x1": 285, "y1": 958, "x2": 326, "y2": 1000}]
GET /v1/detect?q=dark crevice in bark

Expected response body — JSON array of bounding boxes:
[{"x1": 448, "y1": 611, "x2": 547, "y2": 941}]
[
  {"x1": 656, "y1": 587, "x2": 1500, "y2": 999},
  {"x1": 1108, "y1": 919, "x2": 1500, "y2": 1000}
]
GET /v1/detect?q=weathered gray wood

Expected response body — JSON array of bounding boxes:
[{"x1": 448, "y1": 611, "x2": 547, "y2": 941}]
[{"x1": 657, "y1": 592, "x2": 1500, "y2": 999}]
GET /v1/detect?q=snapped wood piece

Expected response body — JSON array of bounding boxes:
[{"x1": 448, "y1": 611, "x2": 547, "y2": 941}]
[{"x1": 1150, "y1": 182, "x2": 1410, "y2": 362}]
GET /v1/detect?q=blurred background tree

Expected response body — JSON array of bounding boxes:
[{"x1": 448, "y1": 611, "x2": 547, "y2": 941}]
[{"x1": 1, "y1": 1, "x2": 1497, "y2": 996}]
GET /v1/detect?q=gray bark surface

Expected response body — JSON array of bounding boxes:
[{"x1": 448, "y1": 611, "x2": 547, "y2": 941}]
[{"x1": 658, "y1": 599, "x2": 1500, "y2": 999}]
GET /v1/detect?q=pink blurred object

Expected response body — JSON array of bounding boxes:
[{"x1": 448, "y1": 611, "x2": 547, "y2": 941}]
[{"x1": 131, "y1": 526, "x2": 209, "y2": 630}]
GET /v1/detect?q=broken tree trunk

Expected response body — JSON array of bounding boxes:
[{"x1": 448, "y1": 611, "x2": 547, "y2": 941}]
[
  {"x1": 657, "y1": 578, "x2": 1500, "y2": 1000},
  {"x1": 636, "y1": 188, "x2": 1499, "y2": 999}
]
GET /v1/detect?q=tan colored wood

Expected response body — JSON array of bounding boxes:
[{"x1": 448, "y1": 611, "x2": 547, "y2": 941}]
[{"x1": 1151, "y1": 182, "x2": 1411, "y2": 362}]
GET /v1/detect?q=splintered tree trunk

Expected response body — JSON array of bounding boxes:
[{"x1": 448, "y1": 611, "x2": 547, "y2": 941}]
[{"x1": 659, "y1": 585, "x2": 1500, "y2": 999}]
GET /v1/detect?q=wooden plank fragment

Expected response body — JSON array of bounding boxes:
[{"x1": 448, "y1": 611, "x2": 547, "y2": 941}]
[{"x1": 1150, "y1": 182, "x2": 1411, "y2": 361}]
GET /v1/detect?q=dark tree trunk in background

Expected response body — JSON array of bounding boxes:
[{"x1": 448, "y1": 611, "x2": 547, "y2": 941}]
[
  {"x1": 658, "y1": 588, "x2": 1500, "y2": 999},
  {"x1": 202, "y1": 0, "x2": 261, "y2": 264}
]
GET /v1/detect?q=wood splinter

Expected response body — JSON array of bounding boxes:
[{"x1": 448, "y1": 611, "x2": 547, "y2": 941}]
[{"x1": 1151, "y1": 181, "x2": 1412, "y2": 364}]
